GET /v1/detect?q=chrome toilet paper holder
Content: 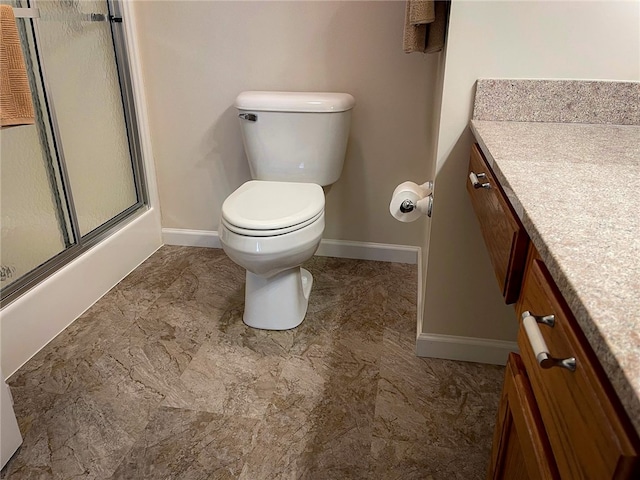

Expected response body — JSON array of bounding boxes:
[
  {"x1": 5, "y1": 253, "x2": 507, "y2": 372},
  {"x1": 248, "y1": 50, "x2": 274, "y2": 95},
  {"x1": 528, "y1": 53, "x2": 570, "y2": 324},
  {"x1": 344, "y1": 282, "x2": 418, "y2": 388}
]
[{"x1": 400, "y1": 196, "x2": 433, "y2": 217}]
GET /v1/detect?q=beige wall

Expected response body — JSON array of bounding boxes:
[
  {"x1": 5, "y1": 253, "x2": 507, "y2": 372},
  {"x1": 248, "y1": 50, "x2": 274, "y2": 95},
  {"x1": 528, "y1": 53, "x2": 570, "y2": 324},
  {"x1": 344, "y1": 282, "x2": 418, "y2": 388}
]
[
  {"x1": 133, "y1": 0, "x2": 440, "y2": 246},
  {"x1": 423, "y1": 0, "x2": 640, "y2": 342}
]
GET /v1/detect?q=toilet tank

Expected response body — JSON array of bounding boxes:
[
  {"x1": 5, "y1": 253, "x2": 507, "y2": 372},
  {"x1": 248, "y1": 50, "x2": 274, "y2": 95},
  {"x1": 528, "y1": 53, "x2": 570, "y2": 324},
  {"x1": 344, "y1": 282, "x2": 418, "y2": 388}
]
[{"x1": 235, "y1": 91, "x2": 355, "y2": 186}]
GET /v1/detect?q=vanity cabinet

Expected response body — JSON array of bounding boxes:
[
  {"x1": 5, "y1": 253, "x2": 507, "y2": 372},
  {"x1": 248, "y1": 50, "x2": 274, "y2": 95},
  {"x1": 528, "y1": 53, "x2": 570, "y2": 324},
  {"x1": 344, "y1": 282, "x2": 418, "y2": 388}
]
[
  {"x1": 467, "y1": 144, "x2": 528, "y2": 304},
  {"x1": 466, "y1": 144, "x2": 640, "y2": 479}
]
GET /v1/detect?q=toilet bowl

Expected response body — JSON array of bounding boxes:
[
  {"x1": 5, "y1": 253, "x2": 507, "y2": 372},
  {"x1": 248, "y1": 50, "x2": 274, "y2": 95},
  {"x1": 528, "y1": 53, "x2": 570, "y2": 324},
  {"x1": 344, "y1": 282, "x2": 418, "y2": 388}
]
[{"x1": 219, "y1": 180, "x2": 325, "y2": 330}]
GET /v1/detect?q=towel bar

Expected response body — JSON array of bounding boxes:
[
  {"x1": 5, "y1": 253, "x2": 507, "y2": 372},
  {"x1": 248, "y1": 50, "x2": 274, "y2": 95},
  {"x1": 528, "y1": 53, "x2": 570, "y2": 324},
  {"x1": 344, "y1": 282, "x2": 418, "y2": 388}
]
[
  {"x1": 11, "y1": 8, "x2": 112, "y2": 22},
  {"x1": 12, "y1": 7, "x2": 40, "y2": 19}
]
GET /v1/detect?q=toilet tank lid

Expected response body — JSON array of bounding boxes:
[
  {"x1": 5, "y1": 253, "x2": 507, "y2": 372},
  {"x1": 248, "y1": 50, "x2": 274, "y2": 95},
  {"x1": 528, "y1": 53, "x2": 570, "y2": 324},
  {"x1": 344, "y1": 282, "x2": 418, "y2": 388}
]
[{"x1": 235, "y1": 91, "x2": 355, "y2": 113}]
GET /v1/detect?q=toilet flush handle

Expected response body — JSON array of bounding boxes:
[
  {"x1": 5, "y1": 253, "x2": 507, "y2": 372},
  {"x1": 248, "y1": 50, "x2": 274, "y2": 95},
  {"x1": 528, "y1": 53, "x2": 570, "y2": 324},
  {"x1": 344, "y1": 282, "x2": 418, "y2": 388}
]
[{"x1": 239, "y1": 113, "x2": 257, "y2": 122}]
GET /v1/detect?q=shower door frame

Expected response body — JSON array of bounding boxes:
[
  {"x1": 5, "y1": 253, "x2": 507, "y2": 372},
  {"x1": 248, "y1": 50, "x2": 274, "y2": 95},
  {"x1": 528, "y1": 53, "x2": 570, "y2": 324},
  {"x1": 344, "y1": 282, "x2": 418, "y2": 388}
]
[{"x1": 1, "y1": 0, "x2": 148, "y2": 306}]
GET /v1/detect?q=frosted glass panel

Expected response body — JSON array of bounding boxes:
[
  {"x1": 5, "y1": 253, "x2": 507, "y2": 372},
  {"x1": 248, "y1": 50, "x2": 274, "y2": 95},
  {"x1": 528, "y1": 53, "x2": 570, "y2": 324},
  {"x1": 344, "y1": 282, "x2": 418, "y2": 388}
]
[
  {"x1": 0, "y1": 0, "x2": 70, "y2": 289},
  {"x1": 0, "y1": 127, "x2": 68, "y2": 287},
  {"x1": 35, "y1": 0, "x2": 137, "y2": 236}
]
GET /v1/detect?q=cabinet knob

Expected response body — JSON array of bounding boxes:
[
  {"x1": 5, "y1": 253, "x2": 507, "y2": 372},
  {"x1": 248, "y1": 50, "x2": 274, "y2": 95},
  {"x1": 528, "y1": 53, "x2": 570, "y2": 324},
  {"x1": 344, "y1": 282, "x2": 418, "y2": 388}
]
[
  {"x1": 522, "y1": 311, "x2": 576, "y2": 372},
  {"x1": 469, "y1": 171, "x2": 491, "y2": 189}
]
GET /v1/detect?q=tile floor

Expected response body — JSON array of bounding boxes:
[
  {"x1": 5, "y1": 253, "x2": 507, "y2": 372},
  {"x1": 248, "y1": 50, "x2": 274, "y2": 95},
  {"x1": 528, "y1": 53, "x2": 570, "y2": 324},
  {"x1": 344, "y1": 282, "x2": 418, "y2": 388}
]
[{"x1": 2, "y1": 246, "x2": 504, "y2": 479}]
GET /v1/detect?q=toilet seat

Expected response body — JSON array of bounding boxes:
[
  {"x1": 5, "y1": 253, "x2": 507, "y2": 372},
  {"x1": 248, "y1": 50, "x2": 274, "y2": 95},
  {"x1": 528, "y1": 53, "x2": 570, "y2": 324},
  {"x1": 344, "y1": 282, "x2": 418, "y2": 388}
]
[
  {"x1": 222, "y1": 180, "x2": 324, "y2": 235},
  {"x1": 221, "y1": 210, "x2": 323, "y2": 237}
]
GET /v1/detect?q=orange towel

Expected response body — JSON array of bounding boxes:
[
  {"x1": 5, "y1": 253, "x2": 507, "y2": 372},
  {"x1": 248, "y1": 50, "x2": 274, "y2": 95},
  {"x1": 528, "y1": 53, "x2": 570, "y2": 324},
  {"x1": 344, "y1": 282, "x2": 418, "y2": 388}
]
[
  {"x1": 0, "y1": 5, "x2": 34, "y2": 127},
  {"x1": 403, "y1": 1, "x2": 450, "y2": 54}
]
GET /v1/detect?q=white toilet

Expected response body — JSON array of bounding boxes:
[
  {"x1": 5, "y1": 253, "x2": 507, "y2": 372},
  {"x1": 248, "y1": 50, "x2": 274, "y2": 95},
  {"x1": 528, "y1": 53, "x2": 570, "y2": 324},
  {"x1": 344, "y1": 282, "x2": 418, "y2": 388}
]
[{"x1": 219, "y1": 91, "x2": 355, "y2": 330}]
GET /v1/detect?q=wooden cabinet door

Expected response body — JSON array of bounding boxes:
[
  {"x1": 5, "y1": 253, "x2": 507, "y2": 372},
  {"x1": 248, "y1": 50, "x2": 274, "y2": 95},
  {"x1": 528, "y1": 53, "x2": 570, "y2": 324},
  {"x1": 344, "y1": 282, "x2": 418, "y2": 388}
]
[
  {"x1": 517, "y1": 246, "x2": 640, "y2": 479},
  {"x1": 467, "y1": 144, "x2": 528, "y2": 303},
  {"x1": 489, "y1": 353, "x2": 559, "y2": 480}
]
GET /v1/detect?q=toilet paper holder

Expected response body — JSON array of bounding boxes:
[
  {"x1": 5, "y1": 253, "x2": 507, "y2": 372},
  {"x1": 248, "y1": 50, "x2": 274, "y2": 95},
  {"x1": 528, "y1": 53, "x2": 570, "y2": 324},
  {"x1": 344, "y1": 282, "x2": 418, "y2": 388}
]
[
  {"x1": 390, "y1": 180, "x2": 434, "y2": 222},
  {"x1": 400, "y1": 196, "x2": 433, "y2": 217},
  {"x1": 400, "y1": 199, "x2": 416, "y2": 213}
]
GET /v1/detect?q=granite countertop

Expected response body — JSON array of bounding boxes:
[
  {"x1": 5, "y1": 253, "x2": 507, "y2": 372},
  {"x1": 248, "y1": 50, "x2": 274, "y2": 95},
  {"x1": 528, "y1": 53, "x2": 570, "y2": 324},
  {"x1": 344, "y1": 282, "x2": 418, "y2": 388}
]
[{"x1": 470, "y1": 118, "x2": 640, "y2": 434}]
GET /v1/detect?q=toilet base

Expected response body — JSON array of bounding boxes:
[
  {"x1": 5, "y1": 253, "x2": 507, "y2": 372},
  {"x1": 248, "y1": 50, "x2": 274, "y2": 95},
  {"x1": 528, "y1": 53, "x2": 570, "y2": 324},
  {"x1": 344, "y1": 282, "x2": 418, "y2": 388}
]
[{"x1": 243, "y1": 267, "x2": 313, "y2": 330}]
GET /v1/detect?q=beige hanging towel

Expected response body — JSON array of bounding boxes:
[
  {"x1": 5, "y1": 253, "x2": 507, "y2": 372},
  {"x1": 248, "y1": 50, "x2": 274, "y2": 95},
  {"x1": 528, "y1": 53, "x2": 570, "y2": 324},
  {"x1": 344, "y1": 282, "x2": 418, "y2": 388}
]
[
  {"x1": 403, "y1": 0, "x2": 450, "y2": 54},
  {"x1": 0, "y1": 5, "x2": 35, "y2": 127}
]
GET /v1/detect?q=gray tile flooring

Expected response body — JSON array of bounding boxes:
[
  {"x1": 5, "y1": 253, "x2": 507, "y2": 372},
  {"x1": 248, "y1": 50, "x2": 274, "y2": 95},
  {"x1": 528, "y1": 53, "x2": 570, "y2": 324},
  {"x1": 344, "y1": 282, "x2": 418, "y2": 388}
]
[{"x1": 2, "y1": 246, "x2": 504, "y2": 479}]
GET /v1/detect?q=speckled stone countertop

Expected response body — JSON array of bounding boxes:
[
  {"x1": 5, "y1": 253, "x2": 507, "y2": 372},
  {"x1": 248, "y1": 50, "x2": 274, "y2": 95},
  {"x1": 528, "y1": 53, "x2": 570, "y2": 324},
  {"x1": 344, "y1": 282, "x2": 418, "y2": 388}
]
[
  {"x1": 470, "y1": 119, "x2": 640, "y2": 434},
  {"x1": 473, "y1": 79, "x2": 640, "y2": 125}
]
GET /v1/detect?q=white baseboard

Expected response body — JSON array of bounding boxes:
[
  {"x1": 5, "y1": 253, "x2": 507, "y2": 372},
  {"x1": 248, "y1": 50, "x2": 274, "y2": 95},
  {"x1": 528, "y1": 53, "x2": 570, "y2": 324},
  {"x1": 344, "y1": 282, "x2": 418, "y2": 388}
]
[
  {"x1": 416, "y1": 248, "x2": 423, "y2": 337},
  {"x1": 162, "y1": 228, "x2": 222, "y2": 248},
  {"x1": 415, "y1": 332, "x2": 518, "y2": 366},
  {"x1": 162, "y1": 228, "x2": 419, "y2": 265},
  {"x1": 315, "y1": 239, "x2": 418, "y2": 264}
]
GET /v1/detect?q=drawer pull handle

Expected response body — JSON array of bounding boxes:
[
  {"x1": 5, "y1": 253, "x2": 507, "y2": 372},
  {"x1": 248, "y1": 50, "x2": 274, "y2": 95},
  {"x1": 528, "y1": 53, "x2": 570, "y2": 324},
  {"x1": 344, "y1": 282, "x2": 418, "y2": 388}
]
[
  {"x1": 524, "y1": 311, "x2": 555, "y2": 327},
  {"x1": 469, "y1": 171, "x2": 491, "y2": 189},
  {"x1": 522, "y1": 311, "x2": 577, "y2": 372}
]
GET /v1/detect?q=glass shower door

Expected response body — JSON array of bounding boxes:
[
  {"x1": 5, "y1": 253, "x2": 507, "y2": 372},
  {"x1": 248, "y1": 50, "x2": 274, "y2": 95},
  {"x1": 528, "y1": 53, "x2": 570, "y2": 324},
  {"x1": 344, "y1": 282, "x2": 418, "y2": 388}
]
[
  {"x1": 0, "y1": 0, "x2": 146, "y2": 303},
  {"x1": 34, "y1": 0, "x2": 139, "y2": 236},
  {"x1": 0, "y1": 0, "x2": 75, "y2": 288}
]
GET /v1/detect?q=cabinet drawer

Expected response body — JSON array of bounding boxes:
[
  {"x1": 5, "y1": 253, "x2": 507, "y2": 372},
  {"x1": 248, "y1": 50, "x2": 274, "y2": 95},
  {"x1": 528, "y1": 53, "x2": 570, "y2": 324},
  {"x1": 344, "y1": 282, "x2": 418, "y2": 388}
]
[
  {"x1": 516, "y1": 246, "x2": 639, "y2": 478},
  {"x1": 489, "y1": 353, "x2": 559, "y2": 480},
  {"x1": 467, "y1": 144, "x2": 528, "y2": 304}
]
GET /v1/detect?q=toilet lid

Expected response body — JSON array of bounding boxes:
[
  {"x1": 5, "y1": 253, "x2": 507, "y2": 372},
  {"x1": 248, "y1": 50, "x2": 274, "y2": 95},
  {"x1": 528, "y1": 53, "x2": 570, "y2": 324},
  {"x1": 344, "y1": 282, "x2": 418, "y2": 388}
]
[{"x1": 222, "y1": 181, "x2": 324, "y2": 231}]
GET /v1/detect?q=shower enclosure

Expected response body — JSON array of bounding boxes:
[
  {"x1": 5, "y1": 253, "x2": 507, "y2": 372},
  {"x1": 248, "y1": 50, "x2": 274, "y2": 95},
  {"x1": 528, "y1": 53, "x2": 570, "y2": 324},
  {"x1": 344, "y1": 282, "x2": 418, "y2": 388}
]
[{"x1": 0, "y1": 0, "x2": 146, "y2": 305}]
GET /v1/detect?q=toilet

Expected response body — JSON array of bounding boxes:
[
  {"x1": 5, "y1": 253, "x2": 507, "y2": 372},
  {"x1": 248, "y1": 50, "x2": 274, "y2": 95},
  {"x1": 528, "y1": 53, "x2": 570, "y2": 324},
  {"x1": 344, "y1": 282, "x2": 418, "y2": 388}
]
[{"x1": 219, "y1": 91, "x2": 355, "y2": 330}]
